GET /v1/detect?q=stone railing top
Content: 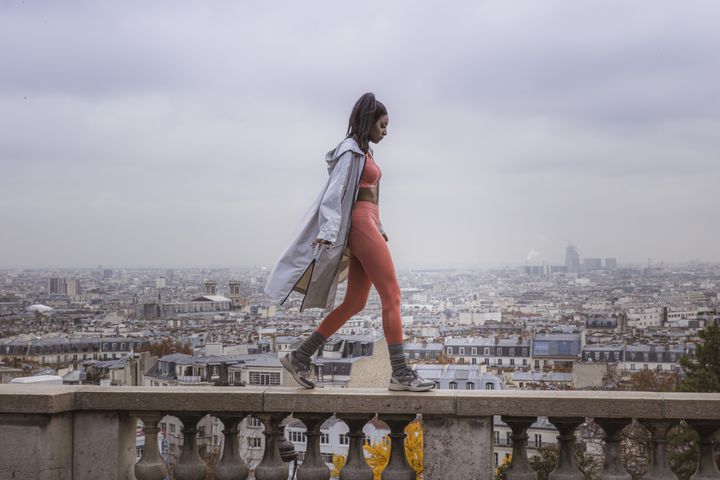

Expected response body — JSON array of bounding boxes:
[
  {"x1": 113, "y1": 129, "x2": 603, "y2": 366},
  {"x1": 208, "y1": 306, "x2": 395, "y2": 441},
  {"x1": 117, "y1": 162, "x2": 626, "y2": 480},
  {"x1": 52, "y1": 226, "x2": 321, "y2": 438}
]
[{"x1": 0, "y1": 385, "x2": 719, "y2": 420}]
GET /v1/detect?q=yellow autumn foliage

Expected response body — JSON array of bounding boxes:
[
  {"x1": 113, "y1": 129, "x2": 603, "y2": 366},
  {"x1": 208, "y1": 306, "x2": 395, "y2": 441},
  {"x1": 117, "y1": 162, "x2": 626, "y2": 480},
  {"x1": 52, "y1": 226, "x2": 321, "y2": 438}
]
[
  {"x1": 331, "y1": 454, "x2": 346, "y2": 478},
  {"x1": 363, "y1": 419, "x2": 424, "y2": 480}
]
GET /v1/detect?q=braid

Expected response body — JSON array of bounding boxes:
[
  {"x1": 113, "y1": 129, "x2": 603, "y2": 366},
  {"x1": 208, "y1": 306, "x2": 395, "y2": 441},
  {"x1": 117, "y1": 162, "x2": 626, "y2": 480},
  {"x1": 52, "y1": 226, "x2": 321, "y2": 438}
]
[{"x1": 346, "y1": 93, "x2": 386, "y2": 153}]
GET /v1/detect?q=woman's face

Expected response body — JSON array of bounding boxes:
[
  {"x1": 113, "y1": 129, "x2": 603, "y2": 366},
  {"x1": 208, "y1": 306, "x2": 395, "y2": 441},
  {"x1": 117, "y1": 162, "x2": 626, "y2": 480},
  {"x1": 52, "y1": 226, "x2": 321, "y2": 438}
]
[{"x1": 369, "y1": 114, "x2": 389, "y2": 144}]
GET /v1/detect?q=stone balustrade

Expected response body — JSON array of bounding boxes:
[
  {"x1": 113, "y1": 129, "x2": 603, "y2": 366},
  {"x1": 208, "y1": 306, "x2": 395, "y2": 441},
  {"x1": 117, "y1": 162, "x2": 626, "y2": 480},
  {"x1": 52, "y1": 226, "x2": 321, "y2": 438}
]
[{"x1": 0, "y1": 386, "x2": 719, "y2": 480}]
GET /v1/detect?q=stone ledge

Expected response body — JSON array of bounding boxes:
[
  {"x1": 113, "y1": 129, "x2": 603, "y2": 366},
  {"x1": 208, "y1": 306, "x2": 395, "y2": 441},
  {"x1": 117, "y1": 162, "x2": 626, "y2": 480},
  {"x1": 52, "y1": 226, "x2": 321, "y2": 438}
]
[{"x1": 1, "y1": 385, "x2": 719, "y2": 419}]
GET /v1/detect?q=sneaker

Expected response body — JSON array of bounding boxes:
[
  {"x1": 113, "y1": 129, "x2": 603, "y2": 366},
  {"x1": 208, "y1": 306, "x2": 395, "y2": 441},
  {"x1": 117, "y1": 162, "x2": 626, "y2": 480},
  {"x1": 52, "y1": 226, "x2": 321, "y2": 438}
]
[
  {"x1": 389, "y1": 369, "x2": 435, "y2": 392},
  {"x1": 280, "y1": 351, "x2": 315, "y2": 389}
]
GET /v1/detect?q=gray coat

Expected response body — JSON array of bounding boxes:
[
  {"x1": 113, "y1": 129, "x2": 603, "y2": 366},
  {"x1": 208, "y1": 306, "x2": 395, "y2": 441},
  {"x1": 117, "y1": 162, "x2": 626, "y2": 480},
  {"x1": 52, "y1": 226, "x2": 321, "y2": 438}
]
[{"x1": 264, "y1": 137, "x2": 385, "y2": 311}]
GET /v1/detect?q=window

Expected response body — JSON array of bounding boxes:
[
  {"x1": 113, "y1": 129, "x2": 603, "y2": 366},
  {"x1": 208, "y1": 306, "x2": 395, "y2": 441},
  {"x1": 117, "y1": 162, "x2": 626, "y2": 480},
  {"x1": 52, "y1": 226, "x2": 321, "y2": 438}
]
[
  {"x1": 485, "y1": 382, "x2": 494, "y2": 390},
  {"x1": 484, "y1": 358, "x2": 489, "y2": 365},
  {"x1": 248, "y1": 416, "x2": 262, "y2": 428},
  {"x1": 160, "y1": 422, "x2": 167, "y2": 432},
  {"x1": 248, "y1": 371, "x2": 281, "y2": 385},
  {"x1": 248, "y1": 437, "x2": 262, "y2": 449},
  {"x1": 510, "y1": 359, "x2": 515, "y2": 366},
  {"x1": 459, "y1": 347, "x2": 465, "y2": 355},
  {"x1": 288, "y1": 430, "x2": 306, "y2": 443},
  {"x1": 497, "y1": 359, "x2": 503, "y2": 366},
  {"x1": 449, "y1": 382, "x2": 457, "y2": 390},
  {"x1": 506, "y1": 432, "x2": 512, "y2": 445},
  {"x1": 339, "y1": 434, "x2": 350, "y2": 445},
  {"x1": 466, "y1": 382, "x2": 475, "y2": 390},
  {"x1": 320, "y1": 433, "x2": 329, "y2": 444},
  {"x1": 534, "y1": 434, "x2": 542, "y2": 448},
  {"x1": 447, "y1": 347, "x2": 453, "y2": 355},
  {"x1": 534, "y1": 341, "x2": 549, "y2": 355},
  {"x1": 495, "y1": 431, "x2": 500, "y2": 444},
  {"x1": 321, "y1": 453, "x2": 334, "y2": 464},
  {"x1": 496, "y1": 348, "x2": 502, "y2": 356},
  {"x1": 484, "y1": 347, "x2": 490, "y2": 355},
  {"x1": 169, "y1": 424, "x2": 176, "y2": 434},
  {"x1": 510, "y1": 348, "x2": 515, "y2": 356},
  {"x1": 495, "y1": 452, "x2": 499, "y2": 467},
  {"x1": 522, "y1": 348, "x2": 528, "y2": 356},
  {"x1": 644, "y1": 364, "x2": 649, "y2": 370},
  {"x1": 471, "y1": 347, "x2": 477, "y2": 355},
  {"x1": 364, "y1": 435, "x2": 371, "y2": 446},
  {"x1": 557, "y1": 341, "x2": 573, "y2": 355},
  {"x1": 534, "y1": 360, "x2": 540, "y2": 368},
  {"x1": 523, "y1": 359, "x2": 527, "y2": 366},
  {"x1": 198, "y1": 426, "x2": 206, "y2": 437},
  {"x1": 630, "y1": 364, "x2": 636, "y2": 371}
]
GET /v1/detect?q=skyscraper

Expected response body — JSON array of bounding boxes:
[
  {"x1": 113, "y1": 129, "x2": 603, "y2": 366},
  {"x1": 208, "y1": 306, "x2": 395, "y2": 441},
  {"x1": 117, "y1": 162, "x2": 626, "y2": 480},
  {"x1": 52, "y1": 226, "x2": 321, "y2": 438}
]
[
  {"x1": 66, "y1": 279, "x2": 81, "y2": 297},
  {"x1": 48, "y1": 277, "x2": 66, "y2": 295},
  {"x1": 565, "y1": 245, "x2": 580, "y2": 273}
]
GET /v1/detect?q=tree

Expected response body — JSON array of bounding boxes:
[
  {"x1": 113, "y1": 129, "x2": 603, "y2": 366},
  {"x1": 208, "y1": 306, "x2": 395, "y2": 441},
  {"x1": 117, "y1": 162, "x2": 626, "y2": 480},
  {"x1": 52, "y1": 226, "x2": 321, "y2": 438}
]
[
  {"x1": 529, "y1": 446, "x2": 557, "y2": 480},
  {"x1": 495, "y1": 454, "x2": 511, "y2": 480},
  {"x1": 363, "y1": 419, "x2": 424, "y2": 480},
  {"x1": 331, "y1": 454, "x2": 346, "y2": 478},
  {"x1": 677, "y1": 324, "x2": 720, "y2": 392},
  {"x1": 616, "y1": 369, "x2": 679, "y2": 392},
  {"x1": 669, "y1": 323, "x2": 720, "y2": 479},
  {"x1": 136, "y1": 339, "x2": 192, "y2": 357}
]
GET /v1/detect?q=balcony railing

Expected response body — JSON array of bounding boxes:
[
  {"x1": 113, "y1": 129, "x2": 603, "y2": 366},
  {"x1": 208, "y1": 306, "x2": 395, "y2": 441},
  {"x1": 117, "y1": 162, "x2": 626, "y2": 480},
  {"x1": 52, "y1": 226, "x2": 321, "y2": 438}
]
[{"x1": 0, "y1": 386, "x2": 719, "y2": 480}]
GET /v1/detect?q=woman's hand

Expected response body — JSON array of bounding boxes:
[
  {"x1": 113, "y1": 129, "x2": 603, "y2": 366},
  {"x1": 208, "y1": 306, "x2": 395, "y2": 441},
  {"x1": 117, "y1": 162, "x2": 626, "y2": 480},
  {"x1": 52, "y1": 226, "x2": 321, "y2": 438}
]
[{"x1": 311, "y1": 238, "x2": 332, "y2": 247}]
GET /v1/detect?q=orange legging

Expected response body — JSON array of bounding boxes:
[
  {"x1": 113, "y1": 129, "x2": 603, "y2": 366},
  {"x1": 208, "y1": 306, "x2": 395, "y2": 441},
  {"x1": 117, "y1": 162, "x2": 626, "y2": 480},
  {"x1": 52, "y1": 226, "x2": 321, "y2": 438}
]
[{"x1": 316, "y1": 201, "x2": 403, "y2": 344}]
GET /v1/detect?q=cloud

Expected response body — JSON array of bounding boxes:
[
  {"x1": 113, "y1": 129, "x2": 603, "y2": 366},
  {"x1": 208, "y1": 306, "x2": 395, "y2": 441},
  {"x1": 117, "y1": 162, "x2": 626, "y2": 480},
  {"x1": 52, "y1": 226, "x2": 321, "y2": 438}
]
[{"x1": 1, "y1": 0, "x2": 719, "y2": 268}]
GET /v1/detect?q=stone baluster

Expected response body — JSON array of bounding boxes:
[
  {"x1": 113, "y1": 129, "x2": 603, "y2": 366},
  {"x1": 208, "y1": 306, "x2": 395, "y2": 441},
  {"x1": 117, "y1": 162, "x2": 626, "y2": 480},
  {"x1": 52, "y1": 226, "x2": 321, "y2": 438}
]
[
  {"x1": 173, "y1": 414, "x2": 208, "y2": 480},
  {"x1": 215, "y1": 414, "x2": 250, "y2": 480},
  {"x1": 548, "y1": 417, "x2": 584, "y2": 480},
  {"x1": 255, "y1": 413, "x2": 290, "y2": 480},
  {"x1": 297, "y1": 413, "x2": 332, "y2": 480},
  {"x1": 640, "y1": 420, "x2": 678, "y2": 480},
  {"x1": 595, "y1": 418, "x2": 632, "y2": 480},
  {"x1": 338, "y1": 415, "x2": 374, "y2": 480},
  {"x1": 686, "y1": 420, "x2": 720, "y2": 480},
  {"x1": 501, "y1": 416, "x2": 538, "y2": 480},
  {"x1": 134, "y1": 413, "x2": 168, "y2": 480},
  {"x1": 380, "y1": 415, "x2": 416, "y2": 480}
]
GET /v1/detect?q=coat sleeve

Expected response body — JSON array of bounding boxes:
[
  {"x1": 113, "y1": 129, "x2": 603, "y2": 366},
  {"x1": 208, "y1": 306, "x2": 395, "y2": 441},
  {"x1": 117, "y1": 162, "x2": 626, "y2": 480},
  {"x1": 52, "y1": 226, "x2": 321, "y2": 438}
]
[{"x1": 317, "y1": 150, "x2": 354, "y2": 243}]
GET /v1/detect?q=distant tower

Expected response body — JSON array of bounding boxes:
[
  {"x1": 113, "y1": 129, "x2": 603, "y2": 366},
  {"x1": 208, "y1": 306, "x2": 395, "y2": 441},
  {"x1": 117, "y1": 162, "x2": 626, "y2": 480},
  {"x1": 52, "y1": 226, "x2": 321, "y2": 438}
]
[
  {"x1": 565, "y1": 245, "x2": 580, "y2": 273},
  {"x1": 204, "y1": 280, "x2": 217, "y2": 296},
  {"x1": 228, "y1": 280, "x2": 242, "y2": 310},
  {"x1": 48, "y1": 277, "x2": 66, "y2": 295},
  {"x1": 66, "y1": 279, "x2": 81, "y2": 297}
]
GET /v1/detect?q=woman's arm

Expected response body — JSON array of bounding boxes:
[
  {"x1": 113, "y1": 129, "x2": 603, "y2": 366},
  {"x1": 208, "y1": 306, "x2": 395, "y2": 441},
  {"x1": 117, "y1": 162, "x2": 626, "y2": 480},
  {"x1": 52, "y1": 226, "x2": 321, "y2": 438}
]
[{"x1": 316, "y1": 150, "x2": 355, "y2": 244}]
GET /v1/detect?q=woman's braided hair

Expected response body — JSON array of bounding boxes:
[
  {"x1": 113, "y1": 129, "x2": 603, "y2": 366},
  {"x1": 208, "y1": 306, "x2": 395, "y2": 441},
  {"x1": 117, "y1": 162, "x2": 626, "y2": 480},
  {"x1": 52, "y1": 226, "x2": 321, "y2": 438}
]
[{"x1": 346, "y1": 92, "x2": 387, "y2": 153}]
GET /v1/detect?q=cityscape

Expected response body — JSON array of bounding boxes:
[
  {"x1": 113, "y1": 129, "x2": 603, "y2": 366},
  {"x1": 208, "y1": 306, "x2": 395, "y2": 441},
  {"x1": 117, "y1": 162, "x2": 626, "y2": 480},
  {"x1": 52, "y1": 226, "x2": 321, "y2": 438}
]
[
  {"x1": 1, "y1": 243, "x2": 718, "y2": 478},
  {"x1": 2, "y1": 1, "x2": 720, "y2": 479}
]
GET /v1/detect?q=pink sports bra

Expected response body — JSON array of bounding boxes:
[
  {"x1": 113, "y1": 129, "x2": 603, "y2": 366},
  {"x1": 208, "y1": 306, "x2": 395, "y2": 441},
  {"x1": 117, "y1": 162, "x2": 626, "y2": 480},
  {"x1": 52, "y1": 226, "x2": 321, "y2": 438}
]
[{"x1": 358, "y1": 153, "x2": 381, "y2": 188}]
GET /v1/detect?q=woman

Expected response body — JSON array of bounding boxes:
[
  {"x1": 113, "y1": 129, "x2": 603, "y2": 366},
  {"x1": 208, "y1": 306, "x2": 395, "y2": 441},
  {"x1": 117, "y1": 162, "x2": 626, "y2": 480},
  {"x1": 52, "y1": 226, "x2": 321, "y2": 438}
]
[{"x1": 264, "y1": 93, "x2": 434, "y2": 392}]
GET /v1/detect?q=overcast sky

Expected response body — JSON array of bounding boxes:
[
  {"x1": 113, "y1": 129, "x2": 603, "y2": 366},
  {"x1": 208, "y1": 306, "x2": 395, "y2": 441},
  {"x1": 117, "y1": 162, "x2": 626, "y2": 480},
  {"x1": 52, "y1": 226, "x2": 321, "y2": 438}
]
[{"x1": 1, "y1": 0, "x2": 719, "y2": 269}]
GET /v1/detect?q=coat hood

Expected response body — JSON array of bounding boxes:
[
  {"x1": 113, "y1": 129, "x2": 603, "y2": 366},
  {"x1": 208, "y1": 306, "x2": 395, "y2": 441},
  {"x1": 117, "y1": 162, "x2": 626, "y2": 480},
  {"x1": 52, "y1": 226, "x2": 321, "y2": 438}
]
[{"x1": 325, "y1": 137, "x2": 368, "y2": 173}]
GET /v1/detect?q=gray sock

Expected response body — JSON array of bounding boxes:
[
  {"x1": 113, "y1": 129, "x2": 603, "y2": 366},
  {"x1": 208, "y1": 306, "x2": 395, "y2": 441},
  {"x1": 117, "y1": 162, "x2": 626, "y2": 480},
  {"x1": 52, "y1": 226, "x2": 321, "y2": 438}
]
[
  {"x1": 296, "y1": 331, "x2": 326, "y2": 362},
  {"x1": 388, "y1": 343, "x2": 408, "y2": 377}
]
